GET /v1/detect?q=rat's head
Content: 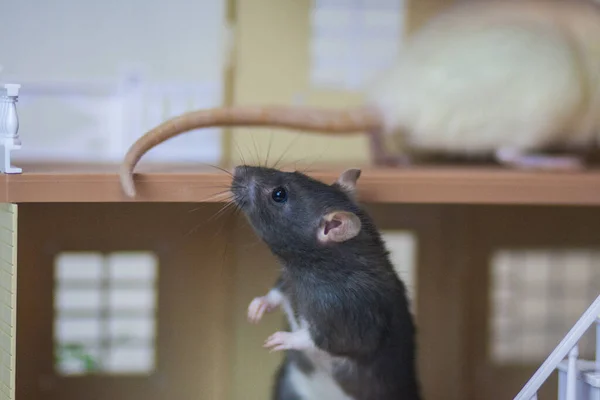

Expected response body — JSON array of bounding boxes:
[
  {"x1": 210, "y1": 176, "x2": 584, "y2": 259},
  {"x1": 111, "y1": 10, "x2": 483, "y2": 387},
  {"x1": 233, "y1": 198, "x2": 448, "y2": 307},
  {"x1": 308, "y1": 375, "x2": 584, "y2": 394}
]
[{"x1": 230, "y1": 165, "x2": 363, "y2": 251}]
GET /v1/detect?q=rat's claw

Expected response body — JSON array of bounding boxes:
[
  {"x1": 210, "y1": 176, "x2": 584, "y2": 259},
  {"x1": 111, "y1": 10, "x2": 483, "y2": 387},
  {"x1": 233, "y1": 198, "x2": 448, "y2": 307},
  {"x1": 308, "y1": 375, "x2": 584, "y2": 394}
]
[
  {"x1": 264, "y1": 331, "x2": 293, "y2": 352},
  {"x1": 264, "y1": 329, "x2": 314, "y2": 352},
  {"x1": 247, "y1": 296, "x2": 275, "y2": 324},
  {"x1": 270, "y1": 344, "x2": 289, "y2": 352}
]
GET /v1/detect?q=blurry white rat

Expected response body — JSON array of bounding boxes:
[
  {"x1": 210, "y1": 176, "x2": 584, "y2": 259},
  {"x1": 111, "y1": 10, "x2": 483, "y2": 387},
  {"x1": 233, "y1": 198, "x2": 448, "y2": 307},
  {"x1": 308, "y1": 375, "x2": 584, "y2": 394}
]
[
  {"x1": 119, "y1": 0, "x2": 600, "y2": 198},
  {"x1": 233, "y1": 165, "x2": 420, "y2": 400}
]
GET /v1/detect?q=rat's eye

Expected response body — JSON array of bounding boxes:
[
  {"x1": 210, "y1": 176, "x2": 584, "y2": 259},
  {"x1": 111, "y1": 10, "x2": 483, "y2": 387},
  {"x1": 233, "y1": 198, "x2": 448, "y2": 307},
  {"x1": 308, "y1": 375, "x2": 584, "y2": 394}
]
[{"x1": 271, "y1": 187, "x2": 288, "y2": 203}]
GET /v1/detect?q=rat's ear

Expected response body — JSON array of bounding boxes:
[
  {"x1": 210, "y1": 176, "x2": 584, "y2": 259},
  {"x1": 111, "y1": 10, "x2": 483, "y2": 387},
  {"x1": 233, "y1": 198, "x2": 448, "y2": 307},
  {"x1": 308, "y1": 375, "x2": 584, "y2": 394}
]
[
  {"x1": 334, "y1": 168, "x2": 361, "y2": 196},
  {"x1": 318, "y1": 211, "x2": 362, "y2": 243}
]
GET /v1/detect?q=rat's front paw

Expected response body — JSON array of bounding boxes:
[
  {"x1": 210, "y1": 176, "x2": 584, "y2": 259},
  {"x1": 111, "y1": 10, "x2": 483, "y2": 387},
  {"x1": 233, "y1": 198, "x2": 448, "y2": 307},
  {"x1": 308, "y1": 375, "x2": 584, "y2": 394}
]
[
  {"x1": 264, "y1": 329, "x2": 314, "y2": 352},
  {"x1": 247, "y1": 296, "x2": 278, "y2": 324}
]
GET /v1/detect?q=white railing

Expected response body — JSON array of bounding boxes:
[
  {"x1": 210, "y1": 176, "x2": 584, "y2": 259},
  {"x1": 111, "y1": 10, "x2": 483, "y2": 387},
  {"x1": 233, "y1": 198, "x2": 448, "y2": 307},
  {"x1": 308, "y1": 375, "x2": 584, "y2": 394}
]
[
  {"x1": 515, "y1": 294, "x2": 600, "y2": 400},
  {"x1": 0, "y1": 83, "x2": 22, "y2": 173},
  {"x1": 0, "y1": 71, "x2": 223, "y2": 164}
]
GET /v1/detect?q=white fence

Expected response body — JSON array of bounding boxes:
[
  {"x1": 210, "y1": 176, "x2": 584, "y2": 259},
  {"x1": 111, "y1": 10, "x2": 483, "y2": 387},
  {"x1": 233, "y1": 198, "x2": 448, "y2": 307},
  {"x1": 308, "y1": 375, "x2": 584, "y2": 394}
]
[{"x1": 0, "y1": 72, "x2": 223, "y2": 164}]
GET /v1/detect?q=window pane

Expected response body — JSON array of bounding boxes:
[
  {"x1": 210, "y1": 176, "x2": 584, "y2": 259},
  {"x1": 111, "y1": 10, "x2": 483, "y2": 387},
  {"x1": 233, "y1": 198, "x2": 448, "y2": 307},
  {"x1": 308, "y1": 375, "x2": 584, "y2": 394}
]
[
  {"x1": 55, "y1": 317, "x2": 101, "y2": 342},
  {"x1": 53, "y1": 251, "x2": 159, "y2": 376},
  {"x1": 109, "y1": 288, "x2": 156, "y2": 310},
  {"x1": 55, "y1": 344, "x2": 101, "y2": 376},
  {"x1": 108, "y1": 252, "x2": 158, "y2": 282},
  {"x1": 108, "y1": 316, "x2": 155, "y2": 341},
  {"x1": 309, "y1": 0, "x2": 404, "y2": 90},
  {"x1": 55, "y1": 252, "x2": 104, "y2": 281},
  {"x1": 55, "y1": 288, "x2": 102, "y2": 311},
  {"x1": 381, "y1": 230, "x2": 418, "y2": 313},
  {"x1": 489, "y1": 249, "x2": 600, "y2": 364},
  {"x1": 105, "y1": 345, "x2": 155, "y2": 373}
]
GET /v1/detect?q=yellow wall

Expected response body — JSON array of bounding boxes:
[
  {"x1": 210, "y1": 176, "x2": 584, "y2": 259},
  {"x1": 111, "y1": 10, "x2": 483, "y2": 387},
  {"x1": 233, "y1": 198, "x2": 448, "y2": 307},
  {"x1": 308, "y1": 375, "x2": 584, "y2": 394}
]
[
  {"x1": 228, "y1": 0, "x2": 375, "y2": 168},
  {"x1": 227, "y1": 0, "x2": 454, "y2": 168}
]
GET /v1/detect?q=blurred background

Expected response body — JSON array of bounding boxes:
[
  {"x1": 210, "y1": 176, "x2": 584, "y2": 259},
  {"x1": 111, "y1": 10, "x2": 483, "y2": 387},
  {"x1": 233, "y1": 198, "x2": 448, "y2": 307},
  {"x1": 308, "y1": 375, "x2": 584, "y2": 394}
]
[
  {"x1": 2, "y1": 1, "x2": 600, "y2": 400},
  {"x1": 0, "y1": 0, "x2": 426, "y2": 167}
]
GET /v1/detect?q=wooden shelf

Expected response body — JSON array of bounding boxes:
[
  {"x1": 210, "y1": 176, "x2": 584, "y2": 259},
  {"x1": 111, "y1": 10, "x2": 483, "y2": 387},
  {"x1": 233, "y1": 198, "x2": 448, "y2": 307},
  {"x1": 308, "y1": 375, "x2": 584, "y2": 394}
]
[{"x1": 1, "y1": 163, "x2": 600, "y2": 205}]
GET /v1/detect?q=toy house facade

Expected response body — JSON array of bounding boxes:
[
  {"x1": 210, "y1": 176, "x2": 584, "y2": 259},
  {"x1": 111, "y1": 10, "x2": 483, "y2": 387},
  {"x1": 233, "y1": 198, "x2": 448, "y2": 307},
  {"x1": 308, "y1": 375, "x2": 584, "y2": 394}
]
[
  {"x1": 2, "y1": 0, "x2": 600, "y2": 400},
  {"x1": 4, "y1": 177, "x2": 600, "y2": 400}
]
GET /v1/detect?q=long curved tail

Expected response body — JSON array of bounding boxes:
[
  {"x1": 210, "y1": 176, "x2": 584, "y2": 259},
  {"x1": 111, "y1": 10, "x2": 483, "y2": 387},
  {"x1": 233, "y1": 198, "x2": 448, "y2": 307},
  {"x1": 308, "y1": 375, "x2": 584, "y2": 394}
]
[{"x1": 119, "y1": 105, "x2": 381, "y2": 197}]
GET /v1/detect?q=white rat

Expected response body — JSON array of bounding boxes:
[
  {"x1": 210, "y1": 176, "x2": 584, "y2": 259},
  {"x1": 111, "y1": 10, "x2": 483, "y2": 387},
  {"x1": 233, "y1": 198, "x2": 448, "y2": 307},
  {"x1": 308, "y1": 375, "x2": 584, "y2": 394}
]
[
  {"x1": 120, "y1": 0, "x2": 600, "y2": 198},
  {"x1": 369, "y1": 0, "x2": 600, "y2": 167}
]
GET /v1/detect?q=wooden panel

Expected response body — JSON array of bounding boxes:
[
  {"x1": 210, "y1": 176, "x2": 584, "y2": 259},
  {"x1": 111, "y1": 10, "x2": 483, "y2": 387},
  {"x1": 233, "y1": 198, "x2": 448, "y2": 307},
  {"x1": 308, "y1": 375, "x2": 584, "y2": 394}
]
[
  {"x1": 2, "y1": 163, "x2": 600, "y2": 205},
  {"x1": 0, "y1": 204, "x2": 17, "y2": 400},
  {"x1": 16, "y1": 203, "x2": 234, "y2": 400},
  {"x1": 229, "y1": 219, "x2": 283, "y2": 400}
]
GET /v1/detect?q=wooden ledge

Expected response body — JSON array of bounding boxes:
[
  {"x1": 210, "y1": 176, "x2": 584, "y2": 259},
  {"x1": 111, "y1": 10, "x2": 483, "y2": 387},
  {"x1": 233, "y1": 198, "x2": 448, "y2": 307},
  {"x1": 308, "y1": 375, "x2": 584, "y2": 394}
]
[{"x1": 1, "y1": 163, "x2": 600, "y2": 205}]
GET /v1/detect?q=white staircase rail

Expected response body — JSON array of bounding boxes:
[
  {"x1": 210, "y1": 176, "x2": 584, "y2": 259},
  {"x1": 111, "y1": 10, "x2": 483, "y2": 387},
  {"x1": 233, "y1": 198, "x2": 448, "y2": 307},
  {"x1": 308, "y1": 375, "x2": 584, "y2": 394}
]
[
  {"x1": 566, "y1": 345, "x2": 579, "y2": 400},
  {"x1": 597, "y1": 318, "x2": 600, "y2": 371},
  {"x1": 514, "y1": 294, "x2": 600, "y2": 400}
]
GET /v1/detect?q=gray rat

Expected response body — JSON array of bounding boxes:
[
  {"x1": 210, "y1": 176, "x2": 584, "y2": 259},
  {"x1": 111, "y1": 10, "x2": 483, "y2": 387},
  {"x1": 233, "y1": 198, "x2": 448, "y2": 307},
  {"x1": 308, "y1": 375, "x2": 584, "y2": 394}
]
[{"x1": 231, "y1": 165, "x2": 420, "y2": 400}]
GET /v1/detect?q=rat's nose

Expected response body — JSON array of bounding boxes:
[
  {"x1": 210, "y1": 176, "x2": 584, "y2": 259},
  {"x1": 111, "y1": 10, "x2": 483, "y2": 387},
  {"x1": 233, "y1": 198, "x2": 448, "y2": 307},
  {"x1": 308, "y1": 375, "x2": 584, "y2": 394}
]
[
  {"x1": 231, "y1": 166, "x2": 255, "y2": 207},
  {"x1": 233, "y1": 165, "x2": 259, "y2": 181},
  {"x1": 232, "y1": 165, "x2": 256, "y2": 187},
  {"x1": 233, "y1": 165, "x2": 247, "y2": 179}
]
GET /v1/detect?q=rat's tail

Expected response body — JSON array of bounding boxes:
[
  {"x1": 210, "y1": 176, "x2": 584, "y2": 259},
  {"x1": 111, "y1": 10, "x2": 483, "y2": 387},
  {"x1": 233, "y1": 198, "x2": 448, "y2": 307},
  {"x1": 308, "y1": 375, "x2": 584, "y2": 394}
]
[{"x1": 119, "y1": 105, "x2": 381, "y2": 197}]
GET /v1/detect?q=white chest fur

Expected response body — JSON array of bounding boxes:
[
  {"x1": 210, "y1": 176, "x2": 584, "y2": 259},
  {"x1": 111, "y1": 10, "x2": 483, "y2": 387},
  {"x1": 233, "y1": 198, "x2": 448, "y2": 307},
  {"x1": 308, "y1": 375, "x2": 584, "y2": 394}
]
[
  {"x1": 288, "y1": 361, "x2": 355, "y2": 400},
  {"x1": 281, "y1": 296, "x2": 356, "y2": 400}
]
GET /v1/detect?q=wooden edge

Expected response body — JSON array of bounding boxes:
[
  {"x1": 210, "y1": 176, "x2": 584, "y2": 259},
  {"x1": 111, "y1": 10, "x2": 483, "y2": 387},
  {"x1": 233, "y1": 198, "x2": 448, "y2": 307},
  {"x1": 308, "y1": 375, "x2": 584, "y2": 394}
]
[{"x1": 1, "y1": 164, "x2": 599, "y2": 204}]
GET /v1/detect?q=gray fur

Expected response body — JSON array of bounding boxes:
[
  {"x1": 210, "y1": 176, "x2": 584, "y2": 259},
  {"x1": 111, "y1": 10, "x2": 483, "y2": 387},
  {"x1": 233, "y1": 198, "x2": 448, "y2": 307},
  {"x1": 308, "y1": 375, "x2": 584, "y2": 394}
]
[{"x1": 231, "y1": 165, "x2": 421, "y2": 400}]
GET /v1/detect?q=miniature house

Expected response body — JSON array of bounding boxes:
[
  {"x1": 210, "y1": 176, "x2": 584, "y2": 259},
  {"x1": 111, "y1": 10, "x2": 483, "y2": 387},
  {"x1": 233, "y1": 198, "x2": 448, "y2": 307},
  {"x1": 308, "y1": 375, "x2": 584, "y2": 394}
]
[{"x1": 2, "y1": 0, "x2": 600, "y2": 400}]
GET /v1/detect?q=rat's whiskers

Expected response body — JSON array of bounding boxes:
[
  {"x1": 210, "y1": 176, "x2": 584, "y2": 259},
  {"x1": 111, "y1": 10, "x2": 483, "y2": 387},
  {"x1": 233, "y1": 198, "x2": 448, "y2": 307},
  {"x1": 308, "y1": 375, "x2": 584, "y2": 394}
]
[
  {"x1": 205, "y1": 163, "x2": 233, "y2": 177},
  {"x1": 272, "y1": 132, "x2": 301, "y2": 170},
  {"x1": 251, "y1": 134, "x2": 262, "y2": 167},
  {"x1": 265, "y1": 131, "x2": 275, "y2": 168}
]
